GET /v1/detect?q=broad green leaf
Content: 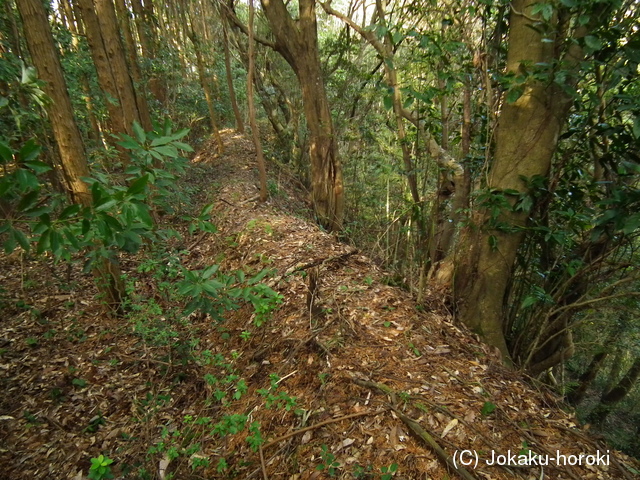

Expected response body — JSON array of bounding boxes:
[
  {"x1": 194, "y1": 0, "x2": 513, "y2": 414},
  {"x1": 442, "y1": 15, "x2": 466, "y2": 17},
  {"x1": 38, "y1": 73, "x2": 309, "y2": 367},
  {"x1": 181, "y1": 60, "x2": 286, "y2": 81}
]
[
  {"x1": 17, "y1": 190, "x2": 40, "y2": 212},
  {"x1": 584, "y1": 35, "x2": 602, "y2": 51},
  {"x1": 95, "y1": 198, "x2": 118, "y2": 212},
  {"x1": 633, "y1": 116, "x2": 640, "y2": 139},
  {"x1": 506, "y1": 86, "x2": 524, "y2": 104},
  {"x1": 132, "y1": 121, "x2": 146, "y2": 144},
  {"x1": 151, "y1": 136, "x2": 172, "y2": 147},
  {"x1": 14, "y1": 229, "x2": 30, "y2": 252},
  {"x1": 0, "y1": 140, "x2": 12, "y2": 163},
  {"x1": 24, "y1": 160, "x2": 51, "y2": 174},
  {"x1": 202, "y1": 264, "x2": 220, "y2": 279},
  {"x1": 383, "y1": 95, "x2": 393, "y2": 111},
  {"x1": 19, "y1": 139, "x2": 41, "y2": 163},
  {"x1": 153, "y1": 145, "x2": 179, "y2": 158},
  {"x1": 173, "y1": 141, "x2": 194, "y2": 152},
  {"x1": 127, "y1": 174, "x2": 149, "y2": 195},
  {"x1": 59, "y1": 204, "x2": 81, "y2": 220},
  {"x1": 171, "y1": 128, "x2": 190, "y2": 141},
  {"x1": 15, "y1": 169, "x2": 39, "y2": 190}
]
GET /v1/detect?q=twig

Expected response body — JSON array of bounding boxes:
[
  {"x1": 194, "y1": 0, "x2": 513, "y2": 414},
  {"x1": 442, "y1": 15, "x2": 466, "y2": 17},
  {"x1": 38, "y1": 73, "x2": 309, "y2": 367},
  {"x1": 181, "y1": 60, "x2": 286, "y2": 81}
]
[
  {"x1": 259, "y1": 445, "x2": 269, "y2": 480},
  {"x1": 262, "y1": 410, "x2": 383, "y2": 450},
  {"x1": 288, "y1": 249, "x2": 359, "y2": 274},
  {"x1": 239, "y1": 194, "x2": 261, "y2": 205}
]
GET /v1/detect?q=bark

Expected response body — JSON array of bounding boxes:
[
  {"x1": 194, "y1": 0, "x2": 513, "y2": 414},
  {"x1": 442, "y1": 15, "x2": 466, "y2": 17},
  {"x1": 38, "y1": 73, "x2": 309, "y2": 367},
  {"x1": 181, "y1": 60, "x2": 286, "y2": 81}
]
[
  {"x1": 130, "y1": 0, "x2": 165, "y2": 103},
  {"x1": 587, "y1": 357, "x2": 640, "y2": 425},
  {"x1": 247, "y1": 0, "x2": 267, "y2": 202},
  {"x1": 16, "y1": 0, "x2": 125, "y2": 312},
  {"x1": 16, "y1": 0, "x2": 91, "y2": 206},
  {"x1": 223, "y1": 21, "x2": 244, "y2": 133},
  {"x1": 184, "y1": 7, "x2": 224, "y2": 153},
  {"x1": 75, "y1": 0, "x2": 129, "y2": 138},
  {"x1": 567, "y1": 350, "x2": 609, "y2": 405},
  {"x1": 93, "y1": 0, "x2": 151, "y2": 131},
  {"x1": 261, "y1": 0, "x2": 344, "y2": 232},
  {"x1": 455, "y1": 0, "x2": 589, "y2": 360}
]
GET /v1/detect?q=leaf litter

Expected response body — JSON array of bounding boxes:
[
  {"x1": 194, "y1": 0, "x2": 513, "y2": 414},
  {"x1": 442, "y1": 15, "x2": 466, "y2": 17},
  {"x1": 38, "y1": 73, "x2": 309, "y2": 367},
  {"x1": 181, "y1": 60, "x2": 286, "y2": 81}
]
[{"x1": 0, "y1": 130, "x2": 638, "y2": 480}]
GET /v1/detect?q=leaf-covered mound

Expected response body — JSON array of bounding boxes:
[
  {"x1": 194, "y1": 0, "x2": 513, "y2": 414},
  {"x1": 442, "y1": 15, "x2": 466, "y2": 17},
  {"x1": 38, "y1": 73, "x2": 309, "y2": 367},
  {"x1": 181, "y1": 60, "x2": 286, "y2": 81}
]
[{"x1": 1, "y1": 130, "x2": 638, "y2": 480}]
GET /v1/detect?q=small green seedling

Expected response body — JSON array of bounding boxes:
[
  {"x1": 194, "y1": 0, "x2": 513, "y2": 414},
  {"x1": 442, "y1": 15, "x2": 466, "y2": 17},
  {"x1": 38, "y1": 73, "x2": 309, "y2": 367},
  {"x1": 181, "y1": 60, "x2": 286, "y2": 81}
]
[{"x1": 88, "y1": 455, "x2": 114, "y2": 480}]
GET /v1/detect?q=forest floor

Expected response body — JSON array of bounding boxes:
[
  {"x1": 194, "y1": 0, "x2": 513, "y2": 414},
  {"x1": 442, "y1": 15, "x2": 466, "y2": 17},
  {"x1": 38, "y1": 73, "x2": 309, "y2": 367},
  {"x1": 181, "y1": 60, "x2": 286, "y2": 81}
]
[{"x1": 1, "y1": 130, "x2": 639, "y2": 480}]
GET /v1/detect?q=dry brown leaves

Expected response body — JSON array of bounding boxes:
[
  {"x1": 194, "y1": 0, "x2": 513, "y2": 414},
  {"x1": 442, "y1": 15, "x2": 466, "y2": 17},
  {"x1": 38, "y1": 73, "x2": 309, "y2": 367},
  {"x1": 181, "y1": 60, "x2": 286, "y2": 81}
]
[{"x1": 1, "y1": 130, "x2": 638, "y2": 480}]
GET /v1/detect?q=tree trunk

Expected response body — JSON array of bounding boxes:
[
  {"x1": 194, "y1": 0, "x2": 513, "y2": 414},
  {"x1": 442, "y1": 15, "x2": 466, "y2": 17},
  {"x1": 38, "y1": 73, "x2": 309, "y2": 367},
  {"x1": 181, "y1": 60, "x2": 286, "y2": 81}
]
[
  {"x1": 587, "y1": 357, "x2": 640, "y2": 426},
  {"x1": 567, "y1": 350, "x2": 609, "y2": 405},
  {"x1": 16, "y1": 0, "x2": 125, "y2": 312},
  {"x1": 261, "y1": 0, "x2": 344, "y2": 232},
  {"x1": 93, "y1": 0, "x2": 151, "y2": 131},
  {"x1": 455, "y1": 0, "x2": 588, "y2": 360},
  {"x1": 184, "y1": 11, "x2": 224, "y2": 153},
  {"x1": 223, "y1": 21, "x2": 244, "y2": 133},
  {"x1": 247, "y1": 0, "x2": 267, "y2": 202}
]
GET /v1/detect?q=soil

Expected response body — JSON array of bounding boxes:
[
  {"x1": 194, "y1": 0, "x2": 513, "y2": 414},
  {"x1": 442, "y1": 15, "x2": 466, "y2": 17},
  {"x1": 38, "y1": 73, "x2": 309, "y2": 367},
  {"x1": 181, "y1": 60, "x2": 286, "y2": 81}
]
[{"x1": 1, "y1": 130, "x2": 638, "y2": 480}]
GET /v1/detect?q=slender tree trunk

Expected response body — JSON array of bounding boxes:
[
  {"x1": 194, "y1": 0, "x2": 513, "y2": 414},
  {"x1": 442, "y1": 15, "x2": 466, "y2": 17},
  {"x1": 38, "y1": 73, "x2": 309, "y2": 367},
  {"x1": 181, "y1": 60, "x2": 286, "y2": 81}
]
[
  {"x1": 16, "y1": 0, "x2": 125, "y2": 312},
  {"x1": 223, "y1": 21, "x2": 244, "y2": 133},
  {"x1": 568, "y1": 350, "x2": 609, "y2": 405},
  {"x1": 587, "y1": 357, "x2": 640, "y2": 425},
  {"x1": 184, "y1": 19, "x2": 224, "y2": 153},
  {"x1": 247, "y1": 0, "x2": 267, "y2": 202}
]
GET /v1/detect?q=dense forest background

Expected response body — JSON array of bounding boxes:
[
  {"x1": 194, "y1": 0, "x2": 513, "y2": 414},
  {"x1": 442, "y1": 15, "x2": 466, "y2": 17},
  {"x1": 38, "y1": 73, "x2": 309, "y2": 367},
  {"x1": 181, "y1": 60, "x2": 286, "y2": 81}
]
[{"x1": 1, "y1": 0, "x2": 640, "y2": 470}]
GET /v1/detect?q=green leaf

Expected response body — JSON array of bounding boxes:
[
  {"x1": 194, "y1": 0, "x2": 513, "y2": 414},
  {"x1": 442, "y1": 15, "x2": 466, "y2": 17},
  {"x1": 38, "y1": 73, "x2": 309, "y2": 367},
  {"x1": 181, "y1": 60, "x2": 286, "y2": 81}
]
[
  {"x1": 127, "y1": 174, "x2": 149, "y2": 195},
  {"x1": 14, "y1": 229, "x2": 30, "y2": 252},
  {"x1": 17, "y1": 190, "x2": 40, "y2": 212},
  {"x1": 584, "y1": 35, "x2": 602, "y2": 51},
  {"x1": 19, "y1": 139, "x2": 42, "y2": 163},
  {"x1": 632, "y1": 116, "x2": 640, "y2": 139},
  {"x1": 150, "y1": 136, "x2": 172, "y2": 147},
  {"x1": 383, "y1": 94, "x2": 393, "y2": 111},
  {"x1": 202, "y1": 264, "x2": 220, "y2": 279},
  {"x1": 506, "y1": 86, "x2": 524, "y2": 104},
  {"x1": 153, "y1": 145, "x2": 179, "y2": 158},
  {"x1": 173, "y1": 141, "x2": 194, "y2": 152},
  {"x1": 59, "y1": 204, "x2": 81, "y2": 220},
  {"x1": 15, "y1": 169, "x2": 40, "y2": 190},
  {"x1": 95, "y1": 198, "x2": 118, "y2": 212},
  {"x1": 0, "y1": 140, "x2": 12, "y2": 163},
  {"x1": 132, "y1": 121, "x2": 146, "y2": 144},
  {"x1": 24, "y1": 160, "x2": 51, "y2": 174},
  {"x1": 481, "y1": 401, "x2": 496, "y2": 416}
]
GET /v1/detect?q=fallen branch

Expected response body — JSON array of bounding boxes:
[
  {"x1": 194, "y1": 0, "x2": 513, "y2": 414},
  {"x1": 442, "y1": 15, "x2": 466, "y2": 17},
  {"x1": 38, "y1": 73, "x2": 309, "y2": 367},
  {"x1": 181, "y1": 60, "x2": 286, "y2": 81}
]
[
  {"x1": 353, "y1": 378, "x2": 478, "y2": 480},
  {"x1": 262, "y1": 409, "x2": 383, "y2": 450}
]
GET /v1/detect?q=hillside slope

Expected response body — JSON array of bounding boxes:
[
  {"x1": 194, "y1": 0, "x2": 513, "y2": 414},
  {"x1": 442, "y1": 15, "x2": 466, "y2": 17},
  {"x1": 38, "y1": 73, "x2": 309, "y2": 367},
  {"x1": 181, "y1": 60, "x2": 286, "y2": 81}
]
[{"x1": 1, "y1": 130, "x2": 638, "y2": 479}]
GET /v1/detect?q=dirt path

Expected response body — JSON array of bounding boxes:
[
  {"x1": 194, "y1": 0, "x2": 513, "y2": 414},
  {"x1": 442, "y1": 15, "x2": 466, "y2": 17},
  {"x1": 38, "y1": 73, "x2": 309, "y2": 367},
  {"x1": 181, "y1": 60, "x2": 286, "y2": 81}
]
[{"x1": 0, "y1": 130, "x2": 637, "y2": 479}]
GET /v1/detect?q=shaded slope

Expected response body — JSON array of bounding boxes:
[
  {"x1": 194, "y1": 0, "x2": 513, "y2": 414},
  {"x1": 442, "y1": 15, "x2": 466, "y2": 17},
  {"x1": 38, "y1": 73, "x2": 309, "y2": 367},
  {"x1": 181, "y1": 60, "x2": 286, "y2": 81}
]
[{"x1": 0, "y1": 130, "x2": 638, "y2": 480}]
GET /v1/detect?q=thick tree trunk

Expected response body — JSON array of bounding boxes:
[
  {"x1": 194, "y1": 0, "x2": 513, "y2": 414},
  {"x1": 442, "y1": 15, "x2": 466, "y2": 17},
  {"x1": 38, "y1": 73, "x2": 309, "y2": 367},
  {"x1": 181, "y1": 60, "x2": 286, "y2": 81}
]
[
  {"x1": 17, "y1": 0, "x2": 91, "y2": 205},
  {"x1": 261, "y1": 0, "x2": 344, "y2": 232},
  {"x1": 93, "y1": 0, "x2": 151, "y2": 131},
  {"x1": 75, "y1": 0, "x2": 151, "y2": 143},
  {"x1": 455, "y1": 0, "x2": 586, "y2": 360},
  {"x1": 16, "y1": 0, "x2": 125, "y2": 312}
]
